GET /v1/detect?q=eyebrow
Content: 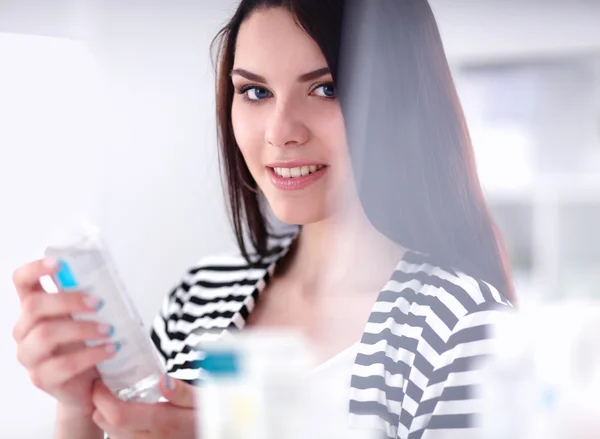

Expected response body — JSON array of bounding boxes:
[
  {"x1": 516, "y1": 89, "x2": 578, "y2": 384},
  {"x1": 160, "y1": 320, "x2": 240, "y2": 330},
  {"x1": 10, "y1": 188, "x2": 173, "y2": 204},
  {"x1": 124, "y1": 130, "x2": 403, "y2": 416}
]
[{"x1": 230, "y1": 66, "x2": 331, "y2": 83}]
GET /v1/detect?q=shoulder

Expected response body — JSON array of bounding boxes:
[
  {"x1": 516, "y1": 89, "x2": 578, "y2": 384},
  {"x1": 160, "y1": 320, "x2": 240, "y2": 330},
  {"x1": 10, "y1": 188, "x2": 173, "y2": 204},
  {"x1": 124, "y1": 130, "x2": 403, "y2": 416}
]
[
  {"x1": 389, "y1": 250, "x2": 514, "y2": 378},
  {"x1": 352, "y1": 249, "x2": 513, "y2": 435},
  {"x1": 378, "y1": 248, "x2": 513, "y2": 364},
  {"x1": 178, "y1": 252, "x2": 270, "y2": 295},
  {"x1": 389, "y1": 253, "x2": 514, "y2": 436},
  {"x1": 150, "y1": 251, "x2": 257, "y2": 377},
  {"x1": 150, "y1": 234, "x2": 296, "y2": 378},
  {"x1": 159, "y1": 232, "x2": 297, "y2": 321},
  {"x1": 161, "y1": 253, "x2": 266, "y2": 323},
  {"x1": 390, "y1": 249, "x2": 513, "y2": 329}
]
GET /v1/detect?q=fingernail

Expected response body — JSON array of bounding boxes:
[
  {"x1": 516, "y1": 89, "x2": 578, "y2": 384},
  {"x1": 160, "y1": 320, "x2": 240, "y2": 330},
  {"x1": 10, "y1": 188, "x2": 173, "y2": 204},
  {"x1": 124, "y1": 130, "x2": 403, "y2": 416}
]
[
  {"x1": 105, "y1": 341, "x2": 121, "y2": 354},
  {"x1": 165, "y1": 375, "x2": 175, "y2": 390},
  {"x1": 97, "y1": 324, "x2": 114, "y2": 336},
  {"x1": 84, "y1": 295, "x2": 104, "y2": 311},
  {"x1": 43, "y1": 258, "x2": 57, "y2": 269}
]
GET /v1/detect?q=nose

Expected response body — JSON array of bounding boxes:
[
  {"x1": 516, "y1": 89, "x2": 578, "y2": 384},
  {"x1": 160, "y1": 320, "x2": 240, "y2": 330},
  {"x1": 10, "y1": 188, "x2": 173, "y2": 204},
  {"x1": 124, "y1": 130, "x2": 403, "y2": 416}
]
[{"x1": 265, "y1": 101, "x2": 309, "y2": 148}]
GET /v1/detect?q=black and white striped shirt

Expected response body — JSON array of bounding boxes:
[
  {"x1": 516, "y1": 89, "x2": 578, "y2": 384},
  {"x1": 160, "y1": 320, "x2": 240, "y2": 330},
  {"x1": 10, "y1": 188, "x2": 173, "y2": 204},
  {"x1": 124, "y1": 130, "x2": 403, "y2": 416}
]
[{"x1": 151, "y1": 233, "x2": 512, "y2": 439}]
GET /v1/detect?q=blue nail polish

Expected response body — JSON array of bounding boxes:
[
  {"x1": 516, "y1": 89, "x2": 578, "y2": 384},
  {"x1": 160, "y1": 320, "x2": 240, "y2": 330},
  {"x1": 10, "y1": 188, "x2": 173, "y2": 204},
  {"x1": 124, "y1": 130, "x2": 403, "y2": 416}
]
[
  {"x1": 166, "y1": 375, "x2": 174, "y2": 390},
  {"x1": 114, "y1": 341, "x2": 122, "y2": 352},
  {"x1": 107, "y1": 325, "x2": 115, "y2": 337},
  {"x1": 96, "y1": 299, "x2": 105, "y2": 311}
]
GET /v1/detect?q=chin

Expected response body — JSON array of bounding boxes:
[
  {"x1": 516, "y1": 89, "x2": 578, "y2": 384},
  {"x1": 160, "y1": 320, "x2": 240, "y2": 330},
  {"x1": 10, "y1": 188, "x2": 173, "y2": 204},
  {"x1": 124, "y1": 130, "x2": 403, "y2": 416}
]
[{"x1": 268, "y1": 197, "x2": 327, "y2": 226}]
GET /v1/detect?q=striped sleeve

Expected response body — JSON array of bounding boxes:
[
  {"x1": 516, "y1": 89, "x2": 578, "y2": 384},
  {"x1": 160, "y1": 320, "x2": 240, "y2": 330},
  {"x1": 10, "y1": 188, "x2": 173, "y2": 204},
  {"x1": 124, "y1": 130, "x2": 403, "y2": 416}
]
[
  {"x1": 148, "y1": 252, "x2": 266, "y2": 382},
  {"x1": 150, "y1": 278, "x2": 183, "y2": 366},
  {"x1": 149, "y1": 264, "x2": 206, "y2": 383},
  {"x1": 406, "y1": 303, "x2": 510, "y2": 439}
]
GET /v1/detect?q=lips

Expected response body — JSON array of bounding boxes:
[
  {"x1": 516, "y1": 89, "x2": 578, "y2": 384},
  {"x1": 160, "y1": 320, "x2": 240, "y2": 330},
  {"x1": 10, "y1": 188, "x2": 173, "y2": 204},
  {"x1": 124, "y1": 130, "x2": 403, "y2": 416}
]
[{"x1": 267, "y1": 164, "x2": 328, "y2": 191}]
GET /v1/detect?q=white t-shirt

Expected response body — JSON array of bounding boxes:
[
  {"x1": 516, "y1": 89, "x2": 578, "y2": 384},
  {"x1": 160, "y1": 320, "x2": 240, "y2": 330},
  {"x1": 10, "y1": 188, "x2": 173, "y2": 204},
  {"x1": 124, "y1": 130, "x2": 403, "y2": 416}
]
[{"x1": 305, "y1": 343, "x2": 380, "y2": 439}]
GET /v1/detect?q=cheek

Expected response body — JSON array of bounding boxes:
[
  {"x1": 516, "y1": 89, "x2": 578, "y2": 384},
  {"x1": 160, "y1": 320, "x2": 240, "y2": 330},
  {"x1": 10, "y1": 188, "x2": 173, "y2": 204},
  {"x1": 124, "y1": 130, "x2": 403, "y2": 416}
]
[
  {"x1": 312, "y1": 106, "x2": 356, "y2": 199},
  {"x1": 231, "y1": 101, "x2": 265, "y2": 169},
  {"x1": 312, "y1": 105, "x2": 349, "y2": 166}
]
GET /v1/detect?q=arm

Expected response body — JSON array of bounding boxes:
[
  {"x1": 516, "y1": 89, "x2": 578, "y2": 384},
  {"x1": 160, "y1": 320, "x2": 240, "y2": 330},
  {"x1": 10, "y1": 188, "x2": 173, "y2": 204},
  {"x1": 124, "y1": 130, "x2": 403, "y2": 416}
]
[{"x1": 54, "y1": 404, "x2": 103, "y2": 439}]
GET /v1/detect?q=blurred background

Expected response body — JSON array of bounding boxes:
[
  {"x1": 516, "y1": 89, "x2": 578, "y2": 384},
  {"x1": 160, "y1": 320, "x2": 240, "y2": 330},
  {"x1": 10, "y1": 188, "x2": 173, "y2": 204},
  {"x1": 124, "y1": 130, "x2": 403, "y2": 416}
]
[{"x1": 0, "y1": 0, "x2": 599, "y2": 437}]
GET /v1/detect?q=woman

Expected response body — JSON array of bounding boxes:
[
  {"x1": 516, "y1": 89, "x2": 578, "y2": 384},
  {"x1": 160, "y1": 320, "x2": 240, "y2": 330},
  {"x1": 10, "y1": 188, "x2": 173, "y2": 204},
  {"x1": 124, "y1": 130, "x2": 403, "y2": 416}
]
[{"x1": 12, "y1": 0, "x2": 514, "y2": 438}]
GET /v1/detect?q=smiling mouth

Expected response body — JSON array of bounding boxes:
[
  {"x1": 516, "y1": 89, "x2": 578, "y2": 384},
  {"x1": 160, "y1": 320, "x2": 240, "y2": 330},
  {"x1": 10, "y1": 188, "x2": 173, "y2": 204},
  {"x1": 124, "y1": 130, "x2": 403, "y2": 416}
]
[
  {"x1": 271, "y1": 165, "x2": 325, "y2": 178},
  {"x1": 266, "y1": 164, "x2": 328, "y2": 191}
]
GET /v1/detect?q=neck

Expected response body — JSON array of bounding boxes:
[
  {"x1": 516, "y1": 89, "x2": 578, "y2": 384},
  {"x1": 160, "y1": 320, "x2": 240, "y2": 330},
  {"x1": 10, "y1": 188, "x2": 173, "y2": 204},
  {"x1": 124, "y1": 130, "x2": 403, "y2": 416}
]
[{"x1": 284, "y1": 202, "x2": 404, "y2": 293}]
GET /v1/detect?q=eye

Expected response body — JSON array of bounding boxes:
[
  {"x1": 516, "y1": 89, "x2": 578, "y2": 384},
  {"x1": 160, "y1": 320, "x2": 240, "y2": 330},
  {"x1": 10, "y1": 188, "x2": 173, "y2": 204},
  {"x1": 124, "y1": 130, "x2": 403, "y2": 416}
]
[
  {"x1": 312, "y1": 83, "x2": 336, "y2": 98},
  {"x1": 240, "y1": 85, "x2": 272, "y2": 101}
]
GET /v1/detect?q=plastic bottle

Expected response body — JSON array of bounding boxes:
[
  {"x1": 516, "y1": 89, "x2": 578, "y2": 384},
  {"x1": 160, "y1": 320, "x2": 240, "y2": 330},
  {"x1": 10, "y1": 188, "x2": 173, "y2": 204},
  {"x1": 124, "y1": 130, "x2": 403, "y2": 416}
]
[
  {"x1": 196, "y1": 331, "x2": 312, "y2": 439},
  {"x1": 44, "y1": 220, "x2": 164, "y2": 402}
]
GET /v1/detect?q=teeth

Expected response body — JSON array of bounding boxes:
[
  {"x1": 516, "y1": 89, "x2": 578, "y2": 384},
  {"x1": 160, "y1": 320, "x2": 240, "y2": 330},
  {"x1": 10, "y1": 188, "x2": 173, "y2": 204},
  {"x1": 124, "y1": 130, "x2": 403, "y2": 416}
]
[{"x1": 273, "y1": 165, "x2": 325, "y2": 178}]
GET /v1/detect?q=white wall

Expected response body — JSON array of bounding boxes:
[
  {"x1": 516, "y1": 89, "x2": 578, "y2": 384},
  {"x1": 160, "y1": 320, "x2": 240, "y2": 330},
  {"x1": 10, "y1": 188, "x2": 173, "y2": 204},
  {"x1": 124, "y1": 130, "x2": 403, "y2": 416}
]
[
  {"x1": 430, "y1": 0, "x2": 600, "y2": 65},
  {"x1": 0, "y1": 4, "x2": 236, "y2": 437},
  {"x1": 0, "y1": 33, "x2": 96, "y2": 438}
]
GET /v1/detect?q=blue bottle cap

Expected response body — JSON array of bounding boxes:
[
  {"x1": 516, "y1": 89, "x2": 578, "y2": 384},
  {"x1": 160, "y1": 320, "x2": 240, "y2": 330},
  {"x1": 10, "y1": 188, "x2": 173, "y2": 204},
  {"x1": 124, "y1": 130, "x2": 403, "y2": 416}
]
[{"x1": 198, "y1": 350, "x2": 240, "y2": 377}]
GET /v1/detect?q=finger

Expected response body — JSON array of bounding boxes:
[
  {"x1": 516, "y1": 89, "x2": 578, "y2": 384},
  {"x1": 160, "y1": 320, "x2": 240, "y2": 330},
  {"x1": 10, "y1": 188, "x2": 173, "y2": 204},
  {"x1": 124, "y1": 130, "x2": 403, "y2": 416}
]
[
  {"x1": 13, "y1": 292, "x2": 103, "y2": 342},
  {"x1": 12, "y1": 258, "x2": 57, "y2": 301},
  {"x1": 29, "y1": 342, "x2": 118, "y2": 391},
  {"x1": 93, "y1": 380, "x2": 159, "y2": 431},
  {"x1": 160, "y1": 375, "x2": 196, "y2": 408},
  {"x1": 92, "y1": 410, "x2": 150, "y2": 438},
  {"x1": 17, "y1": 319, "x2": 114, "y2": 368}
]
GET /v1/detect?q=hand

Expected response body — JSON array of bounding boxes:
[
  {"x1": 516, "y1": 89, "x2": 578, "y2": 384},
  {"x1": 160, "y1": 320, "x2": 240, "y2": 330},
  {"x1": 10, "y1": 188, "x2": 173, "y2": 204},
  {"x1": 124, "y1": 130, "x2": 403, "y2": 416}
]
[
  {"x1": 92, "y1": 374, "x2": 197, "y2": 438},
  {"x1": 12, "y1": 258, "x2": 118, "y2": 416}
]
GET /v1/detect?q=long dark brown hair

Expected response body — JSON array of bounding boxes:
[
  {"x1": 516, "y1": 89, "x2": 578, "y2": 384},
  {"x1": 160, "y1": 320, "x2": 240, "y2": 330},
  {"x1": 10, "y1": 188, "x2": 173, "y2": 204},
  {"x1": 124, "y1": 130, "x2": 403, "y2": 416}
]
[{"x1": 211, "y1": 0, "x2": 516, "y2": 303}]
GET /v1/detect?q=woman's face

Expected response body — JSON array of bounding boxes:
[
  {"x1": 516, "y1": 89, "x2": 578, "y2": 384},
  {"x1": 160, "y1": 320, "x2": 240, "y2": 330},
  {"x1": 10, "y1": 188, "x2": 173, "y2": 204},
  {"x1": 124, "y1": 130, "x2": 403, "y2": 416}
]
[{"x1": 231, "y1": 7, "x2": 352, "y2": 225}]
